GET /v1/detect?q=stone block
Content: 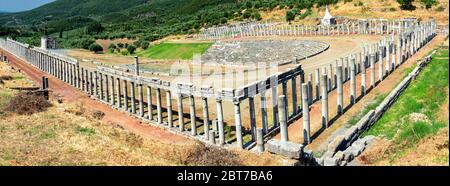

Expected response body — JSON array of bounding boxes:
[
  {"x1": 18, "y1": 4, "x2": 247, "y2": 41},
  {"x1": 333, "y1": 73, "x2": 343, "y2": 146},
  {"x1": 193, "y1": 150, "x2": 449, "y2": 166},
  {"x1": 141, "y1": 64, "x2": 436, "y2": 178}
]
[
  {"x1": 344, "y1": 125, "x2": 359, "y2": 141},
  {"x1": 267, "y1": 139, "x2": 304, "y2": 160},
  {"x1": 339, "y1": 160, "x2": 348, "y2": 166},
  {"x1": 323, "y1": 157, "x2": 339, "y2": 166},
  {"x1": 327, "y1": 135, "x2": 345, "y2": 153},
  {"x1": 333, "y1": 151, "x2": 345, "y2": 161},
  {"x1": 323, "y1": 151, "x2": 335, "y2": 159}
]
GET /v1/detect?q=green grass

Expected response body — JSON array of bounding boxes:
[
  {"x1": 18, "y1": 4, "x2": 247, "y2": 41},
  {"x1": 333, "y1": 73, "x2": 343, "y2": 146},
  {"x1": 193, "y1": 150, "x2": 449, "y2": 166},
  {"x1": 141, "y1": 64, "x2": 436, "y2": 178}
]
[
  {"x1": 347, "y1": 94, "x2": 386, "y2": 127},
  {"x1": 137, "y1": 42, "x2": 213, "y2": 60},
  {"x1": 365, "y1": 49, "x2": 449, "y2": 145}
]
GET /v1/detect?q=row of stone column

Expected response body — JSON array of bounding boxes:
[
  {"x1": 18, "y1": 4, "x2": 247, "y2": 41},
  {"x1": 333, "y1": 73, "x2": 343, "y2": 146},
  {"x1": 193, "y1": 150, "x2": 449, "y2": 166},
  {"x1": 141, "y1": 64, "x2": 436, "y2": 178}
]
[
  {"x1": 198, "y1": 19, "x2": 412, "y2": 40},
  {"x1": 255, "y1": 20, "x2": 436, "y2": 150}
]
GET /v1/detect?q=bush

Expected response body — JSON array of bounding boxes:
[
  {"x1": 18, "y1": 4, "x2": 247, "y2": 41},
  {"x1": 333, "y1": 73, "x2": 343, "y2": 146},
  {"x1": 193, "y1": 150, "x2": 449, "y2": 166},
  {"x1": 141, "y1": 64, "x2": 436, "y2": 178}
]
[
  {"x1": 421, "y1": 0, "x2": 438, "y2": 9},
  {"x1": 117, "y1": 43, "x2": 124, "y2": 48},
  {"x1": 182, "y1": 141, "x2": 242, "y2": 166},
  {"x1": 4, "y1": 93, "x2": 52, "y2": 115},
  {"x1": 141, "y1": 42, "x2": 149, "y2": 50},
  {"x1": 91, "y1": 110, "x2": 105, "y2": 120},
  {"x1": 435, "y1": 5, "x2": 445, "y2": 11},
  {"x1": 79, "y1": 38, "x2": 95, "y2": 49},
  {"x1": 108, "y1": 43, "x2": 117, "y2": 50},
  {"x1": 89, "y1": 43, "x2": 103, "y2": 53},
  {"x1": 397, "y1": 0, "x2": 416, "y2": 10},
  {"x1": 121, "y1": 50, "x2": 129, "y2": 55},
  {"x1": 127, "y1": 45, "x2": 136, "y2": 54}
]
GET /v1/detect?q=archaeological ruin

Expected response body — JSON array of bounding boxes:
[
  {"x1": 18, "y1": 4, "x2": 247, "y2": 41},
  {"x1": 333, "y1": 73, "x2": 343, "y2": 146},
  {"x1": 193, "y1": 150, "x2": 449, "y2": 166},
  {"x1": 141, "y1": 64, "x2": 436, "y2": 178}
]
[{"x1": 0, "y1": 17, "x2": 437, "y2": 165}]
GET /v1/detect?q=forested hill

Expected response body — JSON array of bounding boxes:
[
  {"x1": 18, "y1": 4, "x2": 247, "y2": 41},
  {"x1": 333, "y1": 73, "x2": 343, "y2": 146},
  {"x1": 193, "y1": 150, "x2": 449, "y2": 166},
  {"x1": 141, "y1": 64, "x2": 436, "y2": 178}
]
[{"x1": 0, "y1": 0, "x2": 246, "y2": 47}]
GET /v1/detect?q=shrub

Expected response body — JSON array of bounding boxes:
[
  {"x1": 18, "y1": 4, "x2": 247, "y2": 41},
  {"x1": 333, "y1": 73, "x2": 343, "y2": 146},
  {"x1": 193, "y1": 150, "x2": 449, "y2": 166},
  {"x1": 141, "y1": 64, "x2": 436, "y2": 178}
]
[
  {"x1": 421, "y1": 0, "x2": 438, "y2": 9},
  {"x1": 435, "y1": 5, "x2": 445, "y2": 11},
  {"x1": 397, "y1": 0, "x2": 416, "y2": 10},
  {"x1": 4, "y1": 93, "x2": 52, "y2": 115},
  {"x1": 91, "y1": 110, "x2": 105, "y2": 120},
  {"x1": 181, "y1": 141, "x2": 242, "y2": 166},
  {"x1": 121, "y1": 50, "x2": 129, "y2": 55},
  {"x1": 117, "y1": 43, "x2": 124, "y2": 48},
  {"x1": 127, "y1": 45, "x2": 136, "y2": 54},
  {"x1": 89, "y1": 43, "x2": 103, "y2": 53},
  {"x1": 108, "y1": 43, "x2": 117, "y2": 50},
  {"x1": 141, "y1": 42, "x2": 149, "y2": 50}
]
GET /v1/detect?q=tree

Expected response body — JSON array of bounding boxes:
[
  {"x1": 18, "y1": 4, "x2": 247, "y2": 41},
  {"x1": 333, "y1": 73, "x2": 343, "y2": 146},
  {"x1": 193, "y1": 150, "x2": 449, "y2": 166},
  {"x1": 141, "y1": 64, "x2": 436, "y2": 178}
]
[
  {"x1": 86, "y1": 22, "x2": 104, "y2": 35},
  {"x1": 286, "y1": 10, "x2": 296, "y2": 23},
  {"x1": 89, "y1": 43, "x2": 103, "y2": 53},
  {"x1": 421, "y1": 0, "x2": 437, "y2": 9},
  {"x1": 127, "y1": 45, "x2": 136, "y2": 54},
  {"x1": 397, "y1": 0, "x2": 416, "y2": 10},
  {"x1": 252, "y1": 12, "x2": 262, "y2": 21}
]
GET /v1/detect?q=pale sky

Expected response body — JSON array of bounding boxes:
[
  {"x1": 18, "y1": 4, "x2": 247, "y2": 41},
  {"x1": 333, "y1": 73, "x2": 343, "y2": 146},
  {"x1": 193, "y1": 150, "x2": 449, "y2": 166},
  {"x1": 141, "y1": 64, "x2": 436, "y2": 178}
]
[{"x1": 0, "y1": 0, "x2": 55, "y2": 12}]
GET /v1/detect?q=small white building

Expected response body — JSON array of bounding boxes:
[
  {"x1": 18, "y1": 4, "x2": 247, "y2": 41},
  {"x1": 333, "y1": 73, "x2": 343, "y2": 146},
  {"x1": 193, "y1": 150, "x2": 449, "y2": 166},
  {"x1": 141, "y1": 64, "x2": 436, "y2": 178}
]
[{"x1": 321, "y1": 6, "x2": 336, "y2": 26}]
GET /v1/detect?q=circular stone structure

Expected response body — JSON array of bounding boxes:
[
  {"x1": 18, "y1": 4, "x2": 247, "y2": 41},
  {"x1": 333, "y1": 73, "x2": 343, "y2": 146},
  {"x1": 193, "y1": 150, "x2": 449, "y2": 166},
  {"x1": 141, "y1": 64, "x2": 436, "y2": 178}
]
[{"x1": 200, "y1": 40, "x2": 329, "y2": 65}]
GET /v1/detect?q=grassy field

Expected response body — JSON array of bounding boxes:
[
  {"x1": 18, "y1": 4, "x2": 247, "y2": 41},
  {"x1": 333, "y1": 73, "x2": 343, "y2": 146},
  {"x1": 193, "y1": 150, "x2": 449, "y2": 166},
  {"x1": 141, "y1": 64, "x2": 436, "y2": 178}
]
[
  {"x1": 360, "y1": 48, "x2": 449, "y2": 165},
  {"x1": 137, "y1": 42, "x2": 213, "y2": 60}
]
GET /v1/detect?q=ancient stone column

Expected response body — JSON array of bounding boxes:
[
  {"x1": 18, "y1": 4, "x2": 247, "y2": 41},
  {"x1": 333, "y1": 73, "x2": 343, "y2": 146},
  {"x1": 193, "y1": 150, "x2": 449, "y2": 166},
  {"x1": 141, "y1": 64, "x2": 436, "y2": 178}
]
[
  {"x1": 209, "y1": 130, "x2": 216, "y2": 144},
  {"x1": 116, "y1": 78, "x2": 121, "y2": 108},
  {"x1": 315, "y1": 68, "x2": 320, "y2": 101},
  {"x1": 88, "y1": 71, "x2": 93, "y2": 95},
  {"x1": 189, "y1": 95, "x2": 197, "y2": 135},
  {"x1": 156, "y1": 88, "x2": 163, "y2": 124},
  {"x1": 256, "y1": 128, "x2": 264, "y2": 152},
  {"x1": 281, "y1": 81, "x2": 288, "y2": 113},
  {"x1": 76, "y1": 64, "x2": 81, "y2": 89},
  {"x1": 216, "y1": 99, "x2": 225, "y2": 145},
  {"x1": 134, "y1": 56, "x2": 139, "y2": 76},
  {"x1": 202, "y1": 97, "x2": 209, "y2": 140},
  {"x1": 105, "y1": 74, "x2": 109, "y2": 102},
  {"x1": 327, "y1": 64, "x2": 332, "y2": 92},
  {"x1": 93, "y1": 71, "x2": 98, "y2": 97},
  {"x1": 334, "y1": 60, "x2": 338, "y2": 89},
  {"x1": 378, "y1": 46, "x2": 384, "y2": 81},
  {"x1": 130, "y1": 81, "x2": 136, "y2": 114},
  {"x1": 147, "y1": 86, "x2": 153, "y2": 120},
  {"x1": 178, "y1": 93, "x2": 184, "y2": 131},
  {"x1": 291, "y1": 76, "x2": 297, "y2": 114},
  {"x1": 278, "y1": 95, "x2": 289, "y2": 142},
  {"x1": 166, "y1": 91, "x2": 173, "y2": 127},
  {"x1": 350, "y1": 58, "x2": 356, "y2": 105},
  {"x1": 123, "y1": 80, "x2": 129, "y2": 112},
  {"x1": 271, "y1": 86, "x2": 278, "y2": 127},
  {"x1": 85, "y1": 69, "x2": 89, "y2": 93},
  {"x1": 234, "y1": 101, "x2": 243, "y2": 148},
  {"x1": 260, "y1": 91, "x2": 268, "y2": 134},
  {"x1": 321, "y1": 73, "x2": 328, "y2": 128},
  {"x1": 301, "y1": 83, "x2": 310, "y2": 145},
  {"x1": 370, "y1": 54, "x2": 375, "y2": 88},
  {"x1": 80, "y1": 68, "x2": 85, "y2": 92},
  {"x1": 336, "y1": 65, "x2": 343, "y2": 115},
  {"x1": 138, "y1": 84, "x2": 144, "y2": 117},
  {"x1": 248, "y1": 96, "x2": 256, "y2": 140},
  {"x1": 307, "y1": 73, "x2": 313, "y2": 105},
  {"x1": 110, "y1": 76, "x2": 115, "y2": 105},
  {"x1": 385, "y1": 42, "x2": 391, "y2": 75}
]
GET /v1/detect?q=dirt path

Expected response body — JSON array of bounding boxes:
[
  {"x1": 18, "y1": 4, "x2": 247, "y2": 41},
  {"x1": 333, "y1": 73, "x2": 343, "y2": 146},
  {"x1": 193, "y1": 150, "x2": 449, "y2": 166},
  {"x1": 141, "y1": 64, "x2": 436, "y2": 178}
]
[{"x1": 0, "y1": 49, "x2": 189, "y2": 144}]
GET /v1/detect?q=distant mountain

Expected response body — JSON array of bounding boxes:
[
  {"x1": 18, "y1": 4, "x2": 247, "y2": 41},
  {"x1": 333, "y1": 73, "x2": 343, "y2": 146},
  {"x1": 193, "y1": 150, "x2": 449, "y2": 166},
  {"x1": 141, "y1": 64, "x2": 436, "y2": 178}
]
[{"x1": 0, "y1": 0, "x2": 150, "y2": 26}]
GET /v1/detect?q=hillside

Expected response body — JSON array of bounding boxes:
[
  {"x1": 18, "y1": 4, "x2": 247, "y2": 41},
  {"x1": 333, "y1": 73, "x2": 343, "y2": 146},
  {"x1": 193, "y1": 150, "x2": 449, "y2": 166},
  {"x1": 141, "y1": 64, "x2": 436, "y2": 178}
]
[{"x1": 0, "y1": 0, "x2": 447, "y2": 50}]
